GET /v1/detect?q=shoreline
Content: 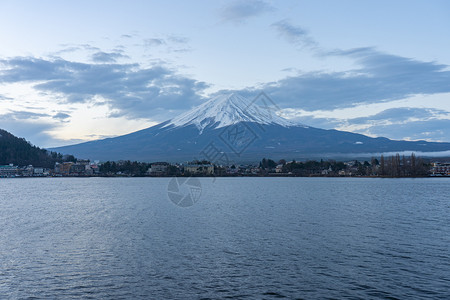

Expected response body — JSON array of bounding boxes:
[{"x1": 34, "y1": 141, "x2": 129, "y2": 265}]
[{"x1": 1, "y1": 174, "x2": 448, "y2": 179}]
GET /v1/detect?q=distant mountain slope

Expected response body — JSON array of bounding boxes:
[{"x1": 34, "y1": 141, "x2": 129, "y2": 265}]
[
  {"x1": 51, "y1": 93, "x2": 450, "y2": 162},
  {"x1": 0, "y1": 129, "x2": 68, "y2": 167}
]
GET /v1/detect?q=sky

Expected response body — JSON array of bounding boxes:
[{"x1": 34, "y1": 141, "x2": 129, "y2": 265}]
[{"x1": 0, "y1": 0, "x2": 449, "y2": 148}]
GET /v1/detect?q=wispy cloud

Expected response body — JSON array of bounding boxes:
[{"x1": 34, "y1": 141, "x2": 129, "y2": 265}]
[
  {"x1": 216, "y1": 45, "x2": 450, "y2": 142},
  {"x1": 271, "y1": 19, "x2": 316, "y2": 48},
  {"x1": 144, "y1": 38, "x2": 165, "y2": 47},
  {"x1": 141, "y1": 36, "x2": 191, "y2": 53},
  {"x1": 2, "y1": 41, "x2": 450, "y2": 144},
  {"x1": 0, "y1": 111, "x2": 58, "y2": 146},
  {"x1": 362, "y1": 119, "x2": 450, "y2": 142},
  {"x1": 281, "y1": 106, "x2": 450, "y2": 142},
  {"x1": 254, "y1": 48, "x2": 450, "y2": 110},
  {"x1": 349, "y1": 107, "x2": 449, "y2": 125},
  {"x1": 53, "y1": 112, "x2": 71, "y2": 120},
  {"x1": 341, "y1": 107, "x2": 450, "y2": 142},
  {"x1": 168, "y1": 35, "x2": 189, "y2": 44},
  {"x1": 5, "y1": 110, "x2": 50, "y2": 120},
  {"x1": 0, "y1": 94, "x2": 13, "y2": 101},
  {"x1": 52, "y1": 44, "x2": 100, "y2": 56},
  {"x1": 0, "y1": 56, "x2": 208, "y2": 121},
  {"x1": 220, "y1": 0, "x2": 274, "y2": 24},
  {"x1": 91, "y1": 51, "x2": 129, "y2": 63}
]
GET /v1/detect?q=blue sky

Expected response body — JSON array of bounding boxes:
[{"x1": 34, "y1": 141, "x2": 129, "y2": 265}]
[{"x1": 0, "y1": 0, "x2": 449, "y2": 147}]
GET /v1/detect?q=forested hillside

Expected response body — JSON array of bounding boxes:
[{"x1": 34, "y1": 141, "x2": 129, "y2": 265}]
[{"x1": 0, "y1": 129, "x2": 74, "y2": 168}]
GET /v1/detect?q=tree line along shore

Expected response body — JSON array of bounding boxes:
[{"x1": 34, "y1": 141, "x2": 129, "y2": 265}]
[{"x1": 1, "y1": 154, "x2": 449, "y2": 178}]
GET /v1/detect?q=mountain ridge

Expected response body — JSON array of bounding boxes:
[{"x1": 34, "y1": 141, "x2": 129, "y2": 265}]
[{"x1": 50, "y1": 93, "x2": 450, "y2": 162}]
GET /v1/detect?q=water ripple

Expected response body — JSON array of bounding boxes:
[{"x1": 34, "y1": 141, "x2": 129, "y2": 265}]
[{"x1": 0, "y1": 177, "x2": 449, "y2": 299}]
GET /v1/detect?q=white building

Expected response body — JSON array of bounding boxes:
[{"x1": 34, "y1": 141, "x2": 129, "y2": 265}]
[
  {"x1": 185, "y1": 164, "x2": 214, "y2": 175},
  {"x1": 148, "y1": 162, "x2": 169, "y2": 175}
]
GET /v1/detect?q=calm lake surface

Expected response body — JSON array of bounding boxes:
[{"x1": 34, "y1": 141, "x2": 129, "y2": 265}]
[{"x1": 0, "y1": 177, "x2": 449, "y2": 299}]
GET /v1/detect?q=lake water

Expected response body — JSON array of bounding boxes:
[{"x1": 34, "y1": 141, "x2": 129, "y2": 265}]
[{"x1": 0, "y1": 177, "x2": 449, "y2": 299}]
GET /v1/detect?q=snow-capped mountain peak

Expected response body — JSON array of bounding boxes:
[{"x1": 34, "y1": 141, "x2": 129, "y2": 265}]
[{"x1": 164, "y1": 93, "x2": 297, "y2": 132}]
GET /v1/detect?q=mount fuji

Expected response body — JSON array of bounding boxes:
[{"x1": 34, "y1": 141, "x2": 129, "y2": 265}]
[
  {"x1": 51, "y1": 93, "x2": 450, "y2": 162},
  {"x1": 163, "y1": 93, "x2": 295, "y2": 132}
]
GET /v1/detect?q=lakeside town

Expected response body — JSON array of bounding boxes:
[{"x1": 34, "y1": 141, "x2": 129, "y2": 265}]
[{"x1": 1, "y1": 154, "x2": 449, "y2": 178}]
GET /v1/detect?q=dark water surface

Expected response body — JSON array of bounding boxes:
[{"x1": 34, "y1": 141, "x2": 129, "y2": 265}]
[{"x1": 0, "y1": 177, "x2": 449, "y2": 299}]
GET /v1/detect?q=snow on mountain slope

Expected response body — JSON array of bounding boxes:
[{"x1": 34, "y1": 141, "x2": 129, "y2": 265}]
[{"x1": 164, "y1": 93, "x2": 300, "y2": 132}]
